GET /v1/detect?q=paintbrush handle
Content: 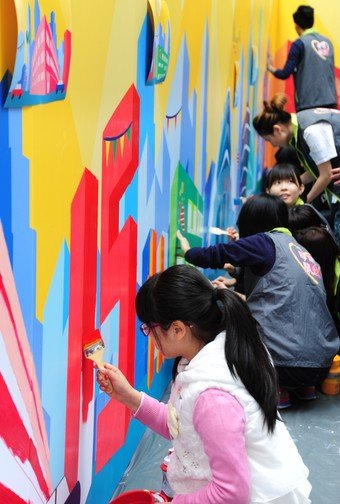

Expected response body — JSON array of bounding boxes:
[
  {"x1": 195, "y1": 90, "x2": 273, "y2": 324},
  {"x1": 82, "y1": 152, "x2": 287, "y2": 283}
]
[{"x1": 87, "y1": 348, "x2": 114, "y2": 394}]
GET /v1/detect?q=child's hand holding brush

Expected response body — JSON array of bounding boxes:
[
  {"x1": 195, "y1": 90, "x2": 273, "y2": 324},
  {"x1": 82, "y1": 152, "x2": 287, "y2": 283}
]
[{"x1": 97, "y1": 363, "x2": 142, "y2": 413}]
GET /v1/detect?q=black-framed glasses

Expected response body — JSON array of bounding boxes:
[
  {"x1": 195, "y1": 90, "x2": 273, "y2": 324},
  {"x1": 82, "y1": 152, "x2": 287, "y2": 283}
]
[{"x1": 140, "y1": 323, "x2": 161, "y2": 336}]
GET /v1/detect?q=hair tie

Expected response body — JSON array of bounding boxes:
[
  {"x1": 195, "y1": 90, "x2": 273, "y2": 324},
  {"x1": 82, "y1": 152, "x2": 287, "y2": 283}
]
[
  {"x1": 216, "y1": 299, "x2": 225, "y2": 315},
  {"x1": 212, "y1": 288, "x2": 218, "y2": 302},
  {"x1": 212, "y1": 289, "x2": 225, "y2": 322}
]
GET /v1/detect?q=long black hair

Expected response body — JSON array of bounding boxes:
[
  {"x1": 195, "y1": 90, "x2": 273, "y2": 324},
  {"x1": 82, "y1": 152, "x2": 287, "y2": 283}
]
[
  {"x1": 136, "y1": 264, "x2": 279, "y2": 433},
  {"x1": 288, "y1": 204, "x2": 327, "y2": 234},
  {"x1": 294, "y1": 226, "x2": 339, "y2": 311},
  {"x1": 237, "y1": 194, "x2": 289, "y2": 238}
]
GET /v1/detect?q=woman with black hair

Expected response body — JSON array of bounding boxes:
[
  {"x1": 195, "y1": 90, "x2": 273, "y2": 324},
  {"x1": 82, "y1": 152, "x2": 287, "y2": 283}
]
[
  {"x1": 177, "y1": 194, "x2": 339, "y2": 409},
  {"x1": 97, "y1": 264, "x2": 311, "y2": 503},
  {"x1": 253, "y1": 93, "x2": 340, "y2": 207}
]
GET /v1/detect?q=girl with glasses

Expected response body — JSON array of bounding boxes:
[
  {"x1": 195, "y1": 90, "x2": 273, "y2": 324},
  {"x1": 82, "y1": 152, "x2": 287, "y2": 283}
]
[{"x1": 97, "y1": 264, "x2": 311, "y2": 504}]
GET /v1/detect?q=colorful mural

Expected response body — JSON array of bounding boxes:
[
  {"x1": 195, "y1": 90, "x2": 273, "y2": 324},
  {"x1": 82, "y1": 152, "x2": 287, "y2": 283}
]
[
  {"x1": 5, "y1": 0, "x2": 71, "y2": 107},
  {"x1": 1, "y1": 0, "x2": 339, "y2": 502}
]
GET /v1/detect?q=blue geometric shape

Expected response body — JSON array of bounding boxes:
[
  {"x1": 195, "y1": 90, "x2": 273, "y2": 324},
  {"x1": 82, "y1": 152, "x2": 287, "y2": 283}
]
[
  {"x1": 41, "y1": 242, "x2": 70, "y2": 486},
  {"x1": 0, "y1": 71, "x2": 13, "y2": 263}
]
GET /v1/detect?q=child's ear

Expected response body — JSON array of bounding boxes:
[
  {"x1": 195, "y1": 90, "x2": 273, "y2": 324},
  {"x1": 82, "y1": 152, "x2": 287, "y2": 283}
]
[
  {"x1": 299, "y1": 184, "x2": 305, "y2": 195},
  {"x1": 171, "y1": 320, "x2": 187, "y2": 341},
  {"x1": 265, "y1": 187, "x2": 270, "y2": 194}
]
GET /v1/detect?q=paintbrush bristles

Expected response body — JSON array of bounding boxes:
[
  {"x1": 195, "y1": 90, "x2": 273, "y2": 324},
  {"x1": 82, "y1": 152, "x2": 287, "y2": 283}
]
[
  {"x1": 85, "y1": 346, "x2": 104, "y2": 368},
  {"x1": 209, "y1": 226, "x2": 229, "y2": 235},
  {"x1": 83, "y1": 338, "x2": 113, "y2": 394},
  {"x1": 84, "y1": 339, "x2": 105, "y2": 368}
]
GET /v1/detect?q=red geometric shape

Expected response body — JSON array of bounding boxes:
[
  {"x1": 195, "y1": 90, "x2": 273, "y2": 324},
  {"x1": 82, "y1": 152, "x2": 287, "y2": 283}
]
[
  {"x1": 64, "y1": 169, "x2": 98, "y2": 490},
  {"x1": 0, "y1": 483, "x2": 28, "y2": 504},
  {"x1": 0, "y1": 374, "x2": 50, "y2": 499},
  {"x1": 96, "y1": 84, "x2": 140, "y2": 471}
]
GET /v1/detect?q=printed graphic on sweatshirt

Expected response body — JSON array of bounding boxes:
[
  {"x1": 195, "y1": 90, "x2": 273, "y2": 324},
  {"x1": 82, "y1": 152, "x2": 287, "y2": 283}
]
[
  {"x1": 311, "y1": 39, "x2": 330, "y2": 60},
  {"x1": 289, "y1": 243, "x2": 321, "y2": 284}
]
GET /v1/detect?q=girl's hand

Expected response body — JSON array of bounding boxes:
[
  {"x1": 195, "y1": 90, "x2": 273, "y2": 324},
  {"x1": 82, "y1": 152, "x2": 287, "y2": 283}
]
[
  {"x1": 97, "y1": 363, "x2": 142, "y2": 412},
  {"x1": 176, "y1": 230, "x2": 191, "y2": 253},
  {"x1": 226, "y1": 227, "x2": 239, "y2": 242},
  {"x1": 211, "y1": 275, "x2": 236, "y2": 288},
  {"x1": 223, "y1": 262, "x2": 236, "y2": 275},
  {"x1": 211, "y1": 277, "x2": 229, "y2": 289}
]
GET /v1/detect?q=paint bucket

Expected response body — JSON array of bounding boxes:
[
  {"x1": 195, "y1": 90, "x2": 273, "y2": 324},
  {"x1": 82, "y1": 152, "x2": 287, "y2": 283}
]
[
  {"x1": 321, "y1": 355, "x2": 340, "y2": 395},
  {"x1": 109, "y1": 489, "x2": 158, "y2": 503}
]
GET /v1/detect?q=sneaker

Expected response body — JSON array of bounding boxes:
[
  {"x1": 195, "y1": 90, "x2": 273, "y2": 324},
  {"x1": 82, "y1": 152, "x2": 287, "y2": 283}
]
[
  {"x1": 294, "y1": 386, "x2": 317, "y2": 401},
  {"x1": 278, "y1": 387, "x2": 291, "y2": 409}
]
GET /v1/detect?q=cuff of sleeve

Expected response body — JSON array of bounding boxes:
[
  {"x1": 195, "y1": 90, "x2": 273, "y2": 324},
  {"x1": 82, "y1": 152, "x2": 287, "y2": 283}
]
[{"x1": 132, "y1": 392, "x2": 145, "y2": 417}]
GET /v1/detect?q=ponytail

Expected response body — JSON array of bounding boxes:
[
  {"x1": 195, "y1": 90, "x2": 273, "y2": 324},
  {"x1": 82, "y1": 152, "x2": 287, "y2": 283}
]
[
  {"x1": 136, "y1": 265, "x2": 279, "y2": 432},
  {"x1": 216, "y1": 288, "x2": 279, "y2": 433},
  {"x1": 253, "y1": 93, "x2": 292, "y2": 136}
]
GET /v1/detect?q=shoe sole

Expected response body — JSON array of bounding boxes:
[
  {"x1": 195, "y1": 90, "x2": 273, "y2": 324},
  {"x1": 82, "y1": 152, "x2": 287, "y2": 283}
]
[
  {"x1": 277, "y1": 403, "x2": 291, "y2": 409},
  {"x1": 295, "y1": 395, "x2": 317, "y2": 401}
]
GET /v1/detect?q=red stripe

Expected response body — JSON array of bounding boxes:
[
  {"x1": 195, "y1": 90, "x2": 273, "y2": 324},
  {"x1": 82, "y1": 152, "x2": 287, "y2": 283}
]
[
  {"x1": 0, "y1": 374, "x2": 49, "y2": 499},
  {"x1": 0, "y1": 276, "x2": 46, "y2": 447},
  {"x1": 96, "y1": 85, "x2": 139, "y2": 471},
  {"x1": 64, "y1": 169, "x2": 98, "y2": 489},
  {"x1": 0, "y1": 482, "x2": 28, "y2": 504}
]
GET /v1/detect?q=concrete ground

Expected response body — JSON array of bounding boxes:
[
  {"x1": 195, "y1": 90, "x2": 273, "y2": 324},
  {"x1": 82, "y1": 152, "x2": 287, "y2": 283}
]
[{"x1": 112, "y1": 388, "x2": 340, "y2": 503}]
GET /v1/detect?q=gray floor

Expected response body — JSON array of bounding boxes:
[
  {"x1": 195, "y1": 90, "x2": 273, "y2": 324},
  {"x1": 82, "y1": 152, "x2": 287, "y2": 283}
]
[{"x1": 113, "y1": 388, "x2": 340, "y2": 503}]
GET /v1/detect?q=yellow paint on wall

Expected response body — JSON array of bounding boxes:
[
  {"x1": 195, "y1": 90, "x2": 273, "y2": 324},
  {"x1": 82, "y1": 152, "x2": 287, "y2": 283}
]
[
  {"x1": 23, "y1": 0, "x2": 119, "y2": 320},
  {"x1": 24, "y1": 98, "x2": 83, "y2": 321},
  {"x1": 88, "y1": 0, "x2": 146, "y2": 179},
  {"x1": 270, "y1": 0, "x2": 340, "y2": 63}
]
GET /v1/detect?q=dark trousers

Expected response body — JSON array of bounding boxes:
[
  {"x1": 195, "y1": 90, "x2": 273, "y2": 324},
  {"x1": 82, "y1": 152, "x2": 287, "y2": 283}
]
[{"x1": 276, "y1": 366, "x2": 330, "y2": 389}]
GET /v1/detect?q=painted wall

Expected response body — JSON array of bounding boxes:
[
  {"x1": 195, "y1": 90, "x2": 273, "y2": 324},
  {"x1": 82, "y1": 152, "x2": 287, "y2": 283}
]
[{"x1": 4, "y1": 0, "x2": 337, "y2": 503}]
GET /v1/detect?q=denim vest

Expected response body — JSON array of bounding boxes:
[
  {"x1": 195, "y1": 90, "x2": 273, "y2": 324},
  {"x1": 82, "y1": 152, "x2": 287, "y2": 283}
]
[
  {"x1": 295, "y1": 31, "x2": 336, "y2": 111},
  {"x1": 246, "y1": 232, "x2": 339, "y2": 367}
]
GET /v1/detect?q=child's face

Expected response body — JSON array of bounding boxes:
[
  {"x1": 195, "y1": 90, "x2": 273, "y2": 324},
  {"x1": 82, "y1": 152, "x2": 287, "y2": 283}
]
[{"x1": 267, "y1": 177, "x2": 304, "y2": 207}]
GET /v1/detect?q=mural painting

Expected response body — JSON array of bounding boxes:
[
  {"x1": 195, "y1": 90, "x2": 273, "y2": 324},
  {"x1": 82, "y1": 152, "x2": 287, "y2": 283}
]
[{"x1": 3, "y1": 0, "x2": 338, "y2": 502}]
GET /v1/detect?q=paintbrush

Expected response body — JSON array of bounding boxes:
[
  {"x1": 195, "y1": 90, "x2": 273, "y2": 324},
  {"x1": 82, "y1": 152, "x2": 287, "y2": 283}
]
[
  {"x1": 209, "y1": 226, "x2": 230, "y2": 236},
  {"x1": 84, "y1": 337, "x2": 113, "y2": 394}
]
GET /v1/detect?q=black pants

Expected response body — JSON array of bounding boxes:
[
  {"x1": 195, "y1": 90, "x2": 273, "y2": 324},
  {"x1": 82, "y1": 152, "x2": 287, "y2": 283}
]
[{"x1": 276, "y1": 366, "x2": 330, "y2": 389}]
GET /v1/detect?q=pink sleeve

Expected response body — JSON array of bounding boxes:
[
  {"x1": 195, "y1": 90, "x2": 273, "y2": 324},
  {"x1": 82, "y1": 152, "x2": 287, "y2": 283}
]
[
  {"x1": 133, "y1": 393, "x2": 171, "y2": 440},
  {"x1": 172, "y1": 389, "x2": 250, "y2": 504}
]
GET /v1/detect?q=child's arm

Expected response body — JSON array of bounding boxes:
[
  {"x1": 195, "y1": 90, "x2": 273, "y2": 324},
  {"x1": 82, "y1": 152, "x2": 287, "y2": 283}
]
[
  {"x1": 133, "y1": 393, "x2": 171, "y2": 440},
  {"x1": 180, "y1": 232, "x2": 275, "y2": 272},
  {"x1": 97, "y1": 363, "x2": 170, "y2": 439},
  {"x1": 305, "y1": 160, "x2": 332, "y2": 203},
  {"x1": 97, "y1": 363, "x2": 141, "y2": 411},
  {"x1": 172, "y1": 389, "x2": 250, "y2": 504},
  {"x1": 302, "y1": 122, "x2": 336, "y2": 201}
]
